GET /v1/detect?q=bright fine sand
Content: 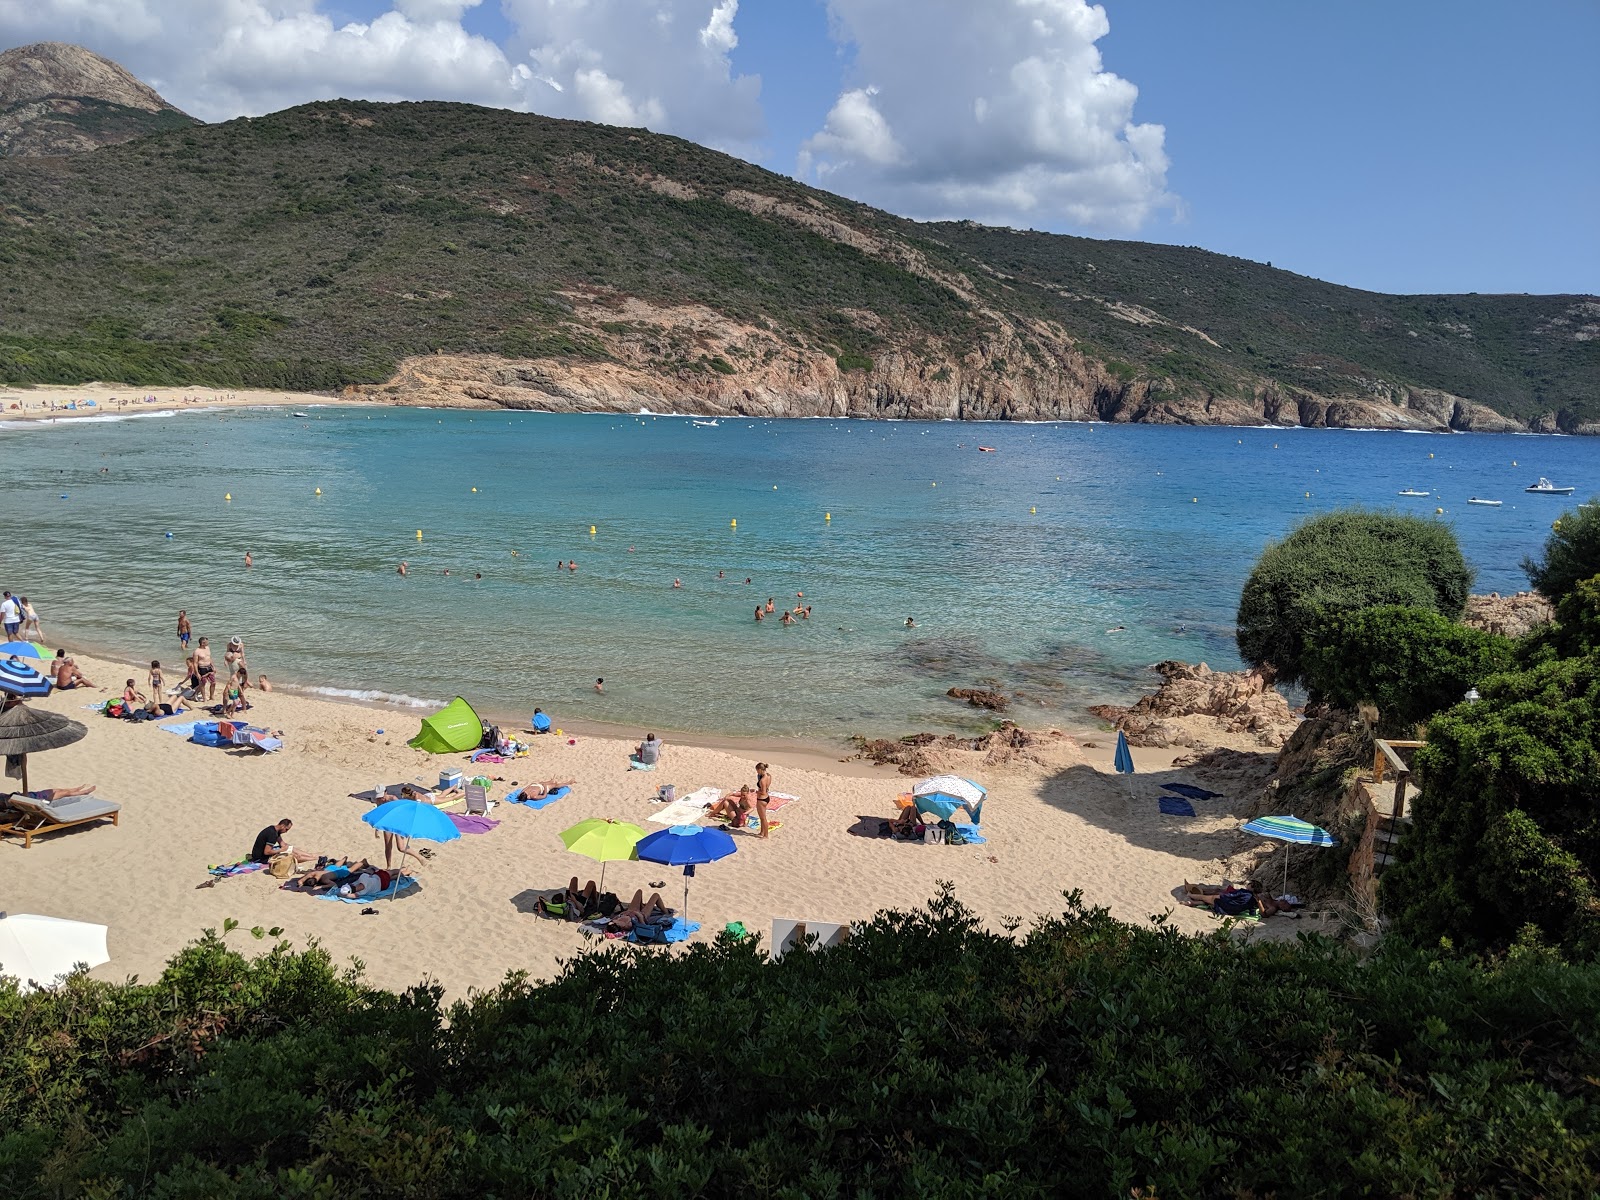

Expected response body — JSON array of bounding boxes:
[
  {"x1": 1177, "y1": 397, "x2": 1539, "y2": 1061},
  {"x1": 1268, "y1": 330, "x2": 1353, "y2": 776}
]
[
  {"x1": 5, "y1": 651, "x2": 1263, "y2": 998},
  {"x1": 0, "y1": 382, "x2": 357, "y2": 421}
]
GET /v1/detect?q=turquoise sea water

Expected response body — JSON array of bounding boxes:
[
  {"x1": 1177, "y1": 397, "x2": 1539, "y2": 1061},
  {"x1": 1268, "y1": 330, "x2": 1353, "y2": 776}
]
[{"x1": 3, "y1": 406, "x2": 1597, "y2": 737}]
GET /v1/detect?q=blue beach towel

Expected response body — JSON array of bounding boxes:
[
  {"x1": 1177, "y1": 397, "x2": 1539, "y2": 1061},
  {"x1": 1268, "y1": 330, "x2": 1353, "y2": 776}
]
[
  {"x1": 159, "y1": 721, "x2": 202, "y2": 739},
  {"x1": 313, "y1": 874, "x2": 420, "y2": 903},
  {"x1": 629, "y1": 917, "x2": 699, "y2": 944},
  {"x1": 1161, "y1": 783, "x2": 1224, "y2": 801},
  {"x1": 506, "y1": 784, "x2": 571, "y2": 810},
  {"x1": 1159, "y1": 796, "x2": 1198, "y2": 817}
]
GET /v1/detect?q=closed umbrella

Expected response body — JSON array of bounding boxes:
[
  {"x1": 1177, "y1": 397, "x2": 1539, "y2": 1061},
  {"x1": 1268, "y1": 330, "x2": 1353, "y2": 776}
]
[
  {"x1": 911, "y1": 774, "x2": 988, "y2": 823},
  {"x1": 1113, "y1": 731, "x2": 1135, "y2": 776},
  {"x1": 1241, "y1": 815, "x2": 1338, "y2": 894},
  {"x1": 559, "y1": 818, "x2": 646, "y2": 892},
  {"x1": 0, "y1": 702, "x2": 87, "y2": 793},
  {"x1": 361, "y1": 799, "x2": 462, "y2": 898},
  {"x1": 635, "y1": 824, "x2": 736, "y2": 921},
  {"x1": 0, "y1": 912, "x2": 109, "y2": 993},
  {"x1": 0, "y1": 657, "x2": 52, "y2": 699}
]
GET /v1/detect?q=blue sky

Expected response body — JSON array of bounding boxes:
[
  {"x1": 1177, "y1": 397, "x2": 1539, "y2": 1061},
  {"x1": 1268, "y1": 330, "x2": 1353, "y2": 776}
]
[{"x1": 7, "y1": 1, "x2": 1595, "y2": 296}]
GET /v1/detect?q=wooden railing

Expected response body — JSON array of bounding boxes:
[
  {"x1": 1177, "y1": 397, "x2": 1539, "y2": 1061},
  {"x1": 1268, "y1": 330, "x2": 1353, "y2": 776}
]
[{"x1": 1373, "y1": 739, "x2": 1425, "y2": 867}]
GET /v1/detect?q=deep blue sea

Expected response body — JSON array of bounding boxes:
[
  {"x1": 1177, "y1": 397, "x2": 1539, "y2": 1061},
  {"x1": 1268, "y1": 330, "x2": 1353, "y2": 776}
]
[{"x1": 3, "y1": 405, "x2": 1596, "y2": 737}]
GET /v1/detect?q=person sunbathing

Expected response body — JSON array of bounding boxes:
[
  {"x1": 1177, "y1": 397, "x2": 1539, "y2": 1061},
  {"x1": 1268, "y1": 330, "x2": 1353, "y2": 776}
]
[
  {"x1": 706, "y1": 785, "x2": 753, "y2": 825},
  {"x1": 598, "y1": 891, "x2": 672, "y2": 933},
  {"x1": 24, "y1": 784, "x2": 97, "y2": 802},
  {"x1": 1182, "y1": 880, "x2": 1294, "y2": 917},
  {"x1": 519, "y1": 778, "x2": 575, "y2": 800},
  {"x1": 282, "y1": 859, "x2": 378, "y2": 894},
  {"x1": 537, "y1": 876, "x2": 595, "y2": 919}
]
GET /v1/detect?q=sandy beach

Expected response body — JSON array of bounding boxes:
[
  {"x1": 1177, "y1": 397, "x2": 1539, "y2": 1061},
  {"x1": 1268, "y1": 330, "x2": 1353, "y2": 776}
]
[
  {"x1": 0, "y1": 646, "x2": 1295, "y2": 997},
  {"x1": 0, "y1": 382, "x2": 360, "y2": 422}
]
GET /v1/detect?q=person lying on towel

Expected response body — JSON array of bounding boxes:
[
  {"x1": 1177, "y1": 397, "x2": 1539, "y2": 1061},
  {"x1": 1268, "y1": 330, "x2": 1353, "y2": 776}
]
[{"x1": 519, "y1": 778, "x2": 575, "y2": 801}]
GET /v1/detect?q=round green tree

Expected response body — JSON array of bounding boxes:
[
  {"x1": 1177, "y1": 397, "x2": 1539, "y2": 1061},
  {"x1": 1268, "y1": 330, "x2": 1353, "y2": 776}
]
[
  {"x1": 1237, "y1": 510, "x2": 1473, "y2": 684},
  {"x1": 1523, "y1": 499, "x2": 1600, "y2": 603}
]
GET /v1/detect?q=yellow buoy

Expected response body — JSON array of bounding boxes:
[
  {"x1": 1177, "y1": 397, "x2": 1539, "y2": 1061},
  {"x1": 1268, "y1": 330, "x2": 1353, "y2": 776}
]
[
  {"x1": 1429, "y1": 453, "x2": 1434, "y2": 459},
  {"x1": 1436, "y1": 507, "x2": 1444, "y2": 514},
  {"x1": 773, "y1": 485, "x2": 778, "y2": 490},
  {"x1": 824, "y1": 513, "x2": 831, "y2": 521},
  {"x1": 1030, "y1": 506, "x2": 1037, "y2": 514},
  {"x1": 314, "y1": 488, "x2": 322, "y2": 496},
  {"x1": 931, "y1": 482, "x2": 937, "y2": 487},
  {"x1": 1192, "y1": 497, "x2": 1198, "y2": 503},
  {"x1": 471, "y1": 487, "x2": 478, "y2": 493},
  {"x1": 224, "y1": 493, "x2": 232, "y2": 501},
  {"x1": 589, "y1": 526, "x2": 596, "y2": 536},
  {"x1": 730, "y1": 519, "x2": 737, "y2": 528},
  {"x1": 416, "y1": 530, "x2": 423, "y2": 540},
  {"x1": 1305, "y1": 492, "x2": 1310, "y2": 497}
]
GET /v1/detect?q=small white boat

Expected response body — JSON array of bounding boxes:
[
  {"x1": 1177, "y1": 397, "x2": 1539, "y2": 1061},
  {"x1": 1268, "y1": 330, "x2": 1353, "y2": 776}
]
[
  {"x1": 692, "y1": 419, "x2": 719, "y2": 428},
  {"x1": 1467, "y1": 498, "x2": 1503, "y2": 506},
  {"x1": 291, "y1": 412, "x2": 310, "y2": 418},
  {"x1": 1397, "y1": 489, "x2": 1430, "y2": 497},
  {"x1": 1526, "y1": 477, "x2": 1575, "y2": 495}
]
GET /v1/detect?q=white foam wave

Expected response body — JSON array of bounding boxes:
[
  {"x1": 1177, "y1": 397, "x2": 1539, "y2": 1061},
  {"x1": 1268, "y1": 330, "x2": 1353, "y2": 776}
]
[
  {"x1": 0, "y1": 409, "x2": 187, "y2": 430},
  {"x1": 302, "y1": 686, "x2": 443, "y2": 709}
]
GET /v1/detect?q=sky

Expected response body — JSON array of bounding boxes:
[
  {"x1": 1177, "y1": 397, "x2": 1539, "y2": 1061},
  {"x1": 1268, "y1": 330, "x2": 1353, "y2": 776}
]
[{"x1": 1, "y1": 1, "x2": 1594, "y2": 296}]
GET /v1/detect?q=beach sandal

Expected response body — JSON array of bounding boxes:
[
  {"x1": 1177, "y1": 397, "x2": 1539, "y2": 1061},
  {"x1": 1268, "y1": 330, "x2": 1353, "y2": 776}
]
[
  {"x1": 649, "y1": 880, "x2": 666, "y2": 889},
  {"x1": 361, "y1": 907, "x2": 379, "y2": 916},
  {"x1": 418, "y1": 847, "x2": 436, "y2": 860}
]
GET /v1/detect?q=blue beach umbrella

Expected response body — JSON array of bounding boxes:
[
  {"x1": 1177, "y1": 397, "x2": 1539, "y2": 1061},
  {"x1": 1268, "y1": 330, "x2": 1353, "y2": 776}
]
[
  {"x1": 1241, "y1": 815, "x2": 1338, "y2": 893},
  {"x1": 635, "y1": 824, "x2": 737, "y2": 920},
  {"x1": 361, "y1": 799, "x2": 461, "y2": 897},
  {"x1": 1113, "y1": 731, "x2": 1135, "y2": 775},
  {"x1": 0, "y1": 641, "x2": 50, "y2": 660},
  {"x1": 911, "y1": 774, "x2": 988, "y2": 823},
  {"x1": 0, "y1": 657, "x2": 52, "y2": 698}
]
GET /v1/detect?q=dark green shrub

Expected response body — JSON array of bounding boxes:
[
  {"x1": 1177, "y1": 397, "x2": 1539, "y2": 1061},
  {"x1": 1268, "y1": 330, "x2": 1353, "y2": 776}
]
[
  {"x1": 1303, "y1": 605, "x2": 1514, "y2": 733},
  {"x1": 1524, "y1": 502, "x2": 1600, "y2": 603},
  {"x1": 4, "y1": 894, "x2": 1599, "y2": 1196},
  {"x1": 835, "y1": 350, "x2": 873, "y2": 373},
  {"x1": 1384, "y1": 649, "x2": 1600, "y2": 958},
  {"x1": 1237, "y1": 509, "x2": 1472, "y2": 684}
]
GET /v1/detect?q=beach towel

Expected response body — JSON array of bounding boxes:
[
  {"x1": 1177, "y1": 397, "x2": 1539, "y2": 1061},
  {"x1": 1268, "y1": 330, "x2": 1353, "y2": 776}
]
[
  {"x1": 725, "y1": 814, "x2": 782, "y2": 834},
  {"x1": 649, "y1": 798, "x2": 712, "y2": 826},
  {"x1": 447, "y1": 813, "x2": 500, "y2": 834},
  {"x1": 948, "y1": 824, "x2": 986, "y2": 845},
  {"x1": 314, "y1": 875, "x2": 420, "y2": 904},
  {"x1": 159, "y1": 721, "x2": 202, "y2": 739},
  {"x1": 628, "y1": 917, "x2": 699, "y2": 944},
  {"x1": 767, "y1": 792, "x2": 799, "y2": 812},
  {"x1": 1159, "y1": 796, "x2": 1198, "y2": 817},
  {"x1": 208, "y1": 858, "x2": 266, "y2": 878},
  {"x1": 470, "y1": 750, "x2": 510, "y2": 763},
  {"x1": 668, "y1": 786, "x2": 722, "y2": 807},
  {"x1": 506, "y1": 784, "x2": 571, "y2": 810},
  {"x1": 1161, "y1": 783, "x2": 1224, "y2": 801},
  {"x1": 628, "y1": 758, "x2": 658, "y2": 771}
]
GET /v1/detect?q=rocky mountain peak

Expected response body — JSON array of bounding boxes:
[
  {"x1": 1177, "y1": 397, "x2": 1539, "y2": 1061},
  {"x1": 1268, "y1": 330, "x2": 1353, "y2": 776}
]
[
  {"x1": 0, "y1": 41, "x2": 181, "y2": 113},
  {"x1": 0, "y1": 41, "x2": 195, "y2": 156}
]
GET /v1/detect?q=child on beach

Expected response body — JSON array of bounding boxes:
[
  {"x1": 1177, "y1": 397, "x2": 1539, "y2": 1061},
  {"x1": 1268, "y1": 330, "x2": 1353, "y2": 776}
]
[{"x1": 149, "y1": 660, "x2": 164, "y2": 697}]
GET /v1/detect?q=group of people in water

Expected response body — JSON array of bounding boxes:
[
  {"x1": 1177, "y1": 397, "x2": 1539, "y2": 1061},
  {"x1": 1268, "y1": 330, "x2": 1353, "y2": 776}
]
[{"x1": 755, "y1": 595, "x2": 811, "y2": 625}]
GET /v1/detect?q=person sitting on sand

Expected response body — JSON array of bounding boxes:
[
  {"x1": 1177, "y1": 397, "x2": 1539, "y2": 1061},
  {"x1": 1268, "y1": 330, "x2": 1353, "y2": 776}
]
[
  {"x1": 53, "y1": 652, "x2": 95, "y2": 690},
  {"x1": 536, "y1": 876, "x2": 597, "y2": 919},
  {"x1": 706, "y1": 785, "x2": 754, "y2": 827},
  {"x1": 634, "y1": 733, "x2": 663, "y2": 766},
  {"x1": 121, "y1": 678, "x2": 145, "y2": 708},
  {"x1": 251, "y1": 818, "x2": 316, "y2": 866},
  {"x1": 518, "y1": 778, "x2": 575, "y2": 801}
]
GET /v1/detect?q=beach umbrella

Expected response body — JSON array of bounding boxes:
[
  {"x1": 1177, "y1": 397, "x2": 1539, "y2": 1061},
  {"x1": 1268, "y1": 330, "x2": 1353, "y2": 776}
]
[
  {"x1": 1241, "y1": 815, "x2": 1339, "y2": 894},
  {"x1": 0, "y1": 912, "x2": 109, "y2": 993},
  {"x1": 1113, "y1": 731, "x2": 1135, "y2": 775},
  {"x1": 911, "y1": 774, "x2": 988, "y2": 823},
  {"x1": 0, "y1": 657, "x2": 52, "y2": 699},
  {"x1": 559, "y1": 818, "x2": 646, "y2": 891},
  {"x1": 0, "y1": 641, "x2": 50, "y2": 660},
  {"x1": 635, "y1": 824, "x2": 736, "y2": 921},
  {"x1": 0, "y1": 702, "x2": 87, "y2": 793},
  {"x1": 361, "y1": 799, "x2": 462, "y2": 897}
]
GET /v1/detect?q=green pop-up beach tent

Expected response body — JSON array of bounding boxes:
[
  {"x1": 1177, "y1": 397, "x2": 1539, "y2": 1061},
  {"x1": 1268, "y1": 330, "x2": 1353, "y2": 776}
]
[{"x1": 408, "y1": 696, "x2": 483, "y2": 753}]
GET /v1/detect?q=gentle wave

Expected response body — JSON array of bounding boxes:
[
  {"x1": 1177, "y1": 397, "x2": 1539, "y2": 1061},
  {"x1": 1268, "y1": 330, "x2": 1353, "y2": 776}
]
[
  {"x1": 0, "y1": 409, "x2": 189, "y2": 430},
  {"x1": 300, "y1": 686, "x2": 444, "y2": 709}
]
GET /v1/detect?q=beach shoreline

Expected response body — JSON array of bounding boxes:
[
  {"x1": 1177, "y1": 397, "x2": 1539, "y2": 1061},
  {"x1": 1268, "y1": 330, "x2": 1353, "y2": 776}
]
[
  {"x1": 2, "y1": 643, "x2": 1280, "y2": 1000},
  {"x1": 0, "y1": 382, "x2": 374, "y2": 423}
]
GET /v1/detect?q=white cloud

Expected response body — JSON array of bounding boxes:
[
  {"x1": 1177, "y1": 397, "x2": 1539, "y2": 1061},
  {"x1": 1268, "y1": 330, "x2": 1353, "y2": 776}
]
[
  {"x1": 799, "y1": 0, "x2": 1175, "y2": 232},
  {"x1": 0, "y1": 0, "x2": 763, "y2": 149}
]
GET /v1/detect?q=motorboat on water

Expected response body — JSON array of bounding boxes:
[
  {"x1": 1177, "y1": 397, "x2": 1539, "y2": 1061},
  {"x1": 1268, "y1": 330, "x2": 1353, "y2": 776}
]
[
  {"x1": 978, "y1": 446, "x2": 997, "y2": 452},
  {"x1": 692, "y1": 419, "x2": 719, "y2": 428},
  {"x1": 1526, "y1": 477, "x2": 1575, "y2": 495},
  {"x1": 1467, "y1": 498, "x2": 1503, "y2": 506},
  {"x1": 291, "y1": 411, "x2": 310, "y2": 418},
  {"x1": 1397, "y1": 488, "x2": 1430, "y2": 497}
]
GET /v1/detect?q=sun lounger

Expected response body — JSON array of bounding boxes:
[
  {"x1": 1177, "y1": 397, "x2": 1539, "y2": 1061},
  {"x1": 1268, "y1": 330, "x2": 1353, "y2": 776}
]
[
  {"x1": 230, "y1": 727, "x2": 283, "y2": 753},
  {"x1": 771, "y1": 918, "x2": 850, "y2": 959},
  {"x1": 2, "y1": 794, "x2": 121, "y2": 848}
]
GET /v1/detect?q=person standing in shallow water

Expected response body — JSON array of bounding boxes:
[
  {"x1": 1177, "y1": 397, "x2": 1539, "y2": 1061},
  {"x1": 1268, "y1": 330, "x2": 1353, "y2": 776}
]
[
  {"x1": 754, "y1": 606, "x2": 764, "y2": 622},
  {"x1": 176, "y1": 610, "x2": 191, "y2": 650}
]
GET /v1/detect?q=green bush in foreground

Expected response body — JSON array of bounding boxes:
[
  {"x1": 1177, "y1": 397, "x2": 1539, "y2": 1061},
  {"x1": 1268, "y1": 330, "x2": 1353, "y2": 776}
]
[
  {"x1": 1302, "y1": 604, "x2": 1514, "y2": 733},
  {"x1": 4, "y1": 891, "x2": 1597, "y2": 1197},
  {"x1": 1237, "y1": 509, "x2": 1473, "y2": 685},
  {"x1": 1525, "y1": 500, "x2": 1600, "y2": 604}
]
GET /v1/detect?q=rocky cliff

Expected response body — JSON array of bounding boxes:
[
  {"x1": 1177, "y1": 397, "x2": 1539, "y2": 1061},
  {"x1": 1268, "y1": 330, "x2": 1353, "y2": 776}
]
[{"x1": 0, "y1": 42, "x2": 195, "y2": 156}]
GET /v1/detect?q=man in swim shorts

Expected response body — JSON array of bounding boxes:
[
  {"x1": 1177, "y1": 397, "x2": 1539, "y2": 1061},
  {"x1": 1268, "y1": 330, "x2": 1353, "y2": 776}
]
[
  {"x1": 194, "y1": 636, "x2": 216, "y2": 700},
  {"x1": 177, "y1": 610, "x2": 191, "y2": 649}
]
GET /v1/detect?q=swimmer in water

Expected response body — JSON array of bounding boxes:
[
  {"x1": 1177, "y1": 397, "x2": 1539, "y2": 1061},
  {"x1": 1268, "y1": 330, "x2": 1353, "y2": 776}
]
[
  {"x1": 717, "y1": 570, "x2": 725, "y2": 579},
  {"x1": 568, "y1": 561, "x2": 577, "y2": 572},
  {"x1": 398, "y1": 561, "x2": 408, "y2": 576},
  {"x1": 1107, "y1": 625, "x2": 1126, "y2": 633},
  {"x1": 672, "y1": 579, "x2": 681, "y2": 588},
  {"x1": 474, "y1": 572, "x2": 482, "y2": 581},
  {"x1": 780, "y1": 610, "x2": 794, "y2": 625},
  {"x1": 765, "y1": 598, "x2": 775, "y2": 614},
  {"x1": 755, "y1": 606, "x2": 764, "y2": 622},
  {"x1": 594, "y1": 677, "x2": 604, "y2": 693},
  {"x1": 244, "y1": 551, "x2": 253, "y2": 569},
  {"x1": 905, "y1": 617, "x2": 916, "y2": 628}
]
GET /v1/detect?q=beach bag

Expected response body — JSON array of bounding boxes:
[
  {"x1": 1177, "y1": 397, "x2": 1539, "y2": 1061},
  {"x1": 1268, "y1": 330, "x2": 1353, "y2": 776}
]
[
  {"x1": 105, "y1": 702, "x2": 127, "y2": 718},
  {"x1": 267, "y1": 853, "x2": 296, "y2": 879},
  {"x1": 658, "y1": 784, "x2": 676, "y2": 803},
  {"x1": 923, "y1": 825, "x2": 946, "y2": 845}
]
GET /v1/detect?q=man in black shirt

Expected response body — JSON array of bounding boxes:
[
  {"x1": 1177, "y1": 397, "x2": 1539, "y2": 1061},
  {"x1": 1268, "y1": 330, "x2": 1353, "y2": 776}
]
[{"x1": 251, "y1": 818, "x2": 315, "y2": 865}]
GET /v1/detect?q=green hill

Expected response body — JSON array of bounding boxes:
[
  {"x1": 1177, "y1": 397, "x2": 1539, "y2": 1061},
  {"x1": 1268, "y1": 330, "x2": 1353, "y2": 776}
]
[{"x1": 0, "y1": 98, "x2": 1593, "y2": 427}]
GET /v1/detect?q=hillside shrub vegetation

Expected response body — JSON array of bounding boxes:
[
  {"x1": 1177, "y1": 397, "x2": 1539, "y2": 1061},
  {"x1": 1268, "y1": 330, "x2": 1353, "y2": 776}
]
[
  {"x1": 1236, "y1": 510, "x2": 1473, "y2": 684},
  {"x1": 1524, "y1": 499, "x2": 1600, "y2": 603},
  {"x1": 3, "y1": 893, "x2": 1597, "y2": 1197},
  {"x1": 1302, "y1": 605, "x2": 1514, "y2": 733}
]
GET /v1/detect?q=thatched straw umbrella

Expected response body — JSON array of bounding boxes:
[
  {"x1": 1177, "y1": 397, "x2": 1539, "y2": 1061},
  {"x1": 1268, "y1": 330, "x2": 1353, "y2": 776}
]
[{"x1": 0, "y1": 702, "x2": 87, "y2": 793}]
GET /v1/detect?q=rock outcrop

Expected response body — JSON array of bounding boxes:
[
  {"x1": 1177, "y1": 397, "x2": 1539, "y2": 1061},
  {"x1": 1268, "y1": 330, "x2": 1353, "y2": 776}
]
[
  {"x1": 1088, "y1": 661, "x2": 1298, "y2": 750},
  {"x1": 1462, "y1": 591, "x2": 1555, "y2": 639},
  {"x1": 0, "y1": 42, "x2": 195, "y2": 156}
]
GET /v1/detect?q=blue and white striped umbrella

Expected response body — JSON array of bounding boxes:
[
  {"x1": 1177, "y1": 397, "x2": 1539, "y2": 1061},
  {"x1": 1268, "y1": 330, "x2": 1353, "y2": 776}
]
[{"x1": 0, "y1": 657, "x2": 52, "y2": 698}]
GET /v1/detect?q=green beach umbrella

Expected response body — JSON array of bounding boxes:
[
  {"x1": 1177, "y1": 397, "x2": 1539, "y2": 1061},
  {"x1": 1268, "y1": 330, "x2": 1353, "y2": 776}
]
[{"x1": 559, "y1": 818, "x2": 645, "y2": 891}]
